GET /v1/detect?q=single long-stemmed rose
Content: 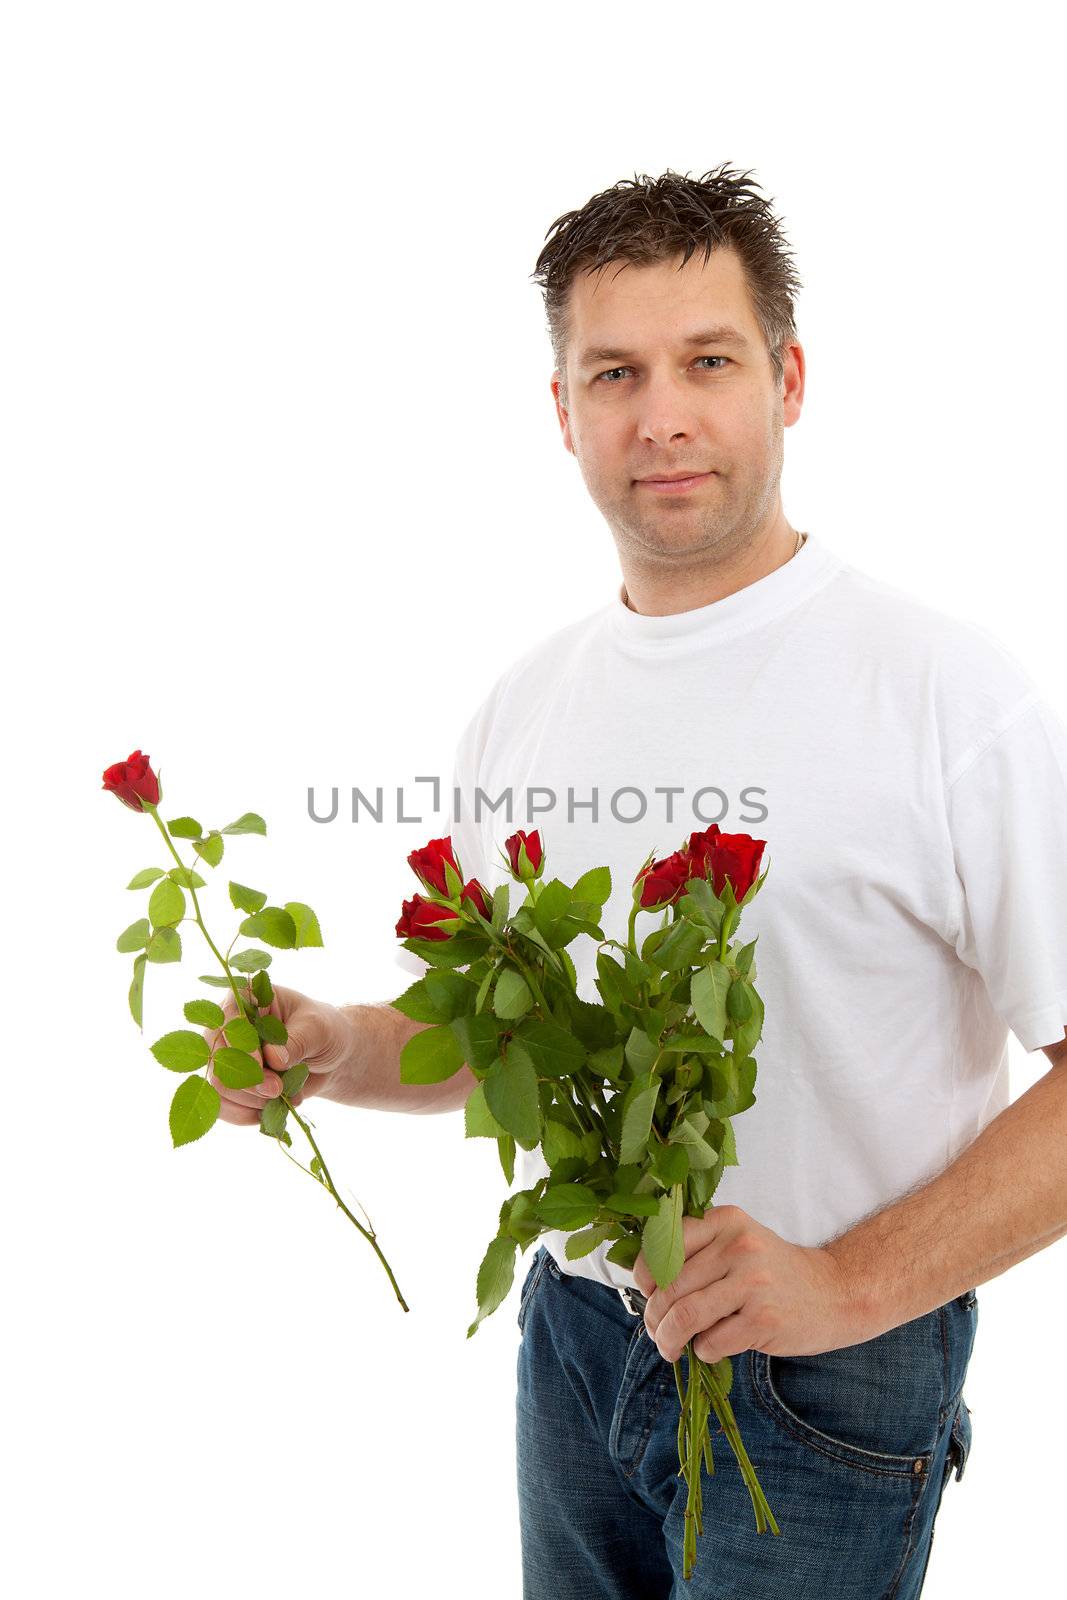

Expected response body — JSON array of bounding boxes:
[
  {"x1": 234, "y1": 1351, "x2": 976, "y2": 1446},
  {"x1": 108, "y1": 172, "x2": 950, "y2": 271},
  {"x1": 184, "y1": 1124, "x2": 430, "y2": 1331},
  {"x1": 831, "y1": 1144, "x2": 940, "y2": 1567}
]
[
  {"x1": 391, "y1": 821, "x2": 778, "y2": 1580},
  {"x1": 103, "y1": 749, "x2": 409, "y2": 1311}
]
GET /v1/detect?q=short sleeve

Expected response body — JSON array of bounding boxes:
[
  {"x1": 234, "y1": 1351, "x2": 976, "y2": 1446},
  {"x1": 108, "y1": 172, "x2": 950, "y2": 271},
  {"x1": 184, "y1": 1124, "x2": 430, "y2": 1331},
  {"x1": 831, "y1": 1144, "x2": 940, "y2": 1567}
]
[{"x1": 946, "y1": 692, "x2": 1067, "y2": 1051}]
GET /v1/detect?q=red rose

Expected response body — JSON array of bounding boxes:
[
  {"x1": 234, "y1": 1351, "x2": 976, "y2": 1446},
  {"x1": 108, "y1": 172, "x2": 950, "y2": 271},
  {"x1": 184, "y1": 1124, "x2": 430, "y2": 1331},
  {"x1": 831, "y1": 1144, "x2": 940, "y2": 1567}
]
[
  {"x1": 102, "y1": 749, "x2": 160, "y2": 812},
  {"x1": 695, "y1": 829, "x2": 766, "y2": 902},
  {"x1": 634, "y1": 849, "x2": 692, "y2": 910},
  {"x1": 504, "y1": 829, "x2": 543, "y2": 882},
  {"x1": 461, "y1": 878, "x2": 492, "y2": 919},
  {"x1": 395, "y1": 894, "x2": 462, "y2": 942},
  {"x1": 407, "y1": 835, "x2": 460, "y2": 895},
  {"x1": 684, "y1": 824, "x2": 722, "y2": 880}
]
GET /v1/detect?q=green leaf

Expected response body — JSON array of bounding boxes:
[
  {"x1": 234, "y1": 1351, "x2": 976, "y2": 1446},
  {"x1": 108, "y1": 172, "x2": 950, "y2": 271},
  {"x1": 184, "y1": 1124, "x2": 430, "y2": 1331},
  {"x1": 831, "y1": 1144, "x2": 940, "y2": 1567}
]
[
  {"x1": 194, "y1": 831, "x2": 224, "y2": 868},
  {"x1": 238, "y1": 907, "x2": 296, "y2": 949},
  {"x1": 167, "y1": 866, "x2": 207, "y2": 889},
  {"x1": 221, "y1": 812, "x2": 267, "y2": 836},
  {"x1": 491, "y1": 883, "x2": 510, "y2": 933},
  {"x1": 727, "y1": 977, "x2": 753, "y2": 1023},
  {"x1": 450, "y1": 1012, "x2": 503, "y2": 1070},
  {"x1": 392, "y1": 971, "x2": 476, "y2": 1024},
  {"x1": 281, "y1": 1061, "x2": 309, "y2": 1097},
  {"x1": 117, "y1": 918, "x2": 150, "y2": 953},
  {"x1": 603, "y1": 1190, "x2": 661, "y2": 1216},
  {"x1": 255, "y1": 1013, "x2": 288, "y2": 1046},
  {"x1": 464, "y1": 1079, "x2": 509, "y2": 1139},
  {"x1": 542, "y1": 1117, "x2": 584, "y2": 1167},
  {"x1": 129, "y1": 954, "x2": 146, "y2": 1029},
  {"x1": 198, "y1": 973, "x2": 232, "y2": 987},
  {"x1": 677, "y1": 877, "x2": 725, "y2": 931},
  {"x1": 466, "y1": 1235, "x2": 518, "y2": 1338},
  {"x1": 285, "y1": 901, "x2": 323, "y2": 948},
  {"x1": 497, "y1": 1133, "x2": 516, "y2": 1185},
  {"x1": 705, "y1": 1053, "x2": 758, "y2": 1118},
  {"x1": 572, "y1": 866, "x2": 611, "y2": 906},
  {"x1": 399, "y1": 1024, "x2": 466, "y2": 1084},
  {"x1": 668, "y1": 1117, "x2": 717, "y2": 1170},
  {"x1": 514, "y1": 1019, "x2": 586, "y2": 1079},
  {"x1": 222, "y1": 1015, "x2": 260, "y2": 1052},
  {"x1": 619, "y1": 1074, "x2": 661, "y2": 1164},
  {"x1": 151, "y1": 1030, "x2": 212, "y2": 1073},
  {"x1": 213, "y1": 1047, "x2": 263, "y2": 1089},
  {"x1": 651, "y1": 1142, "x2": 690, "y2": 1188},
  {"x1": 184, "y1": 998, "x2": 225, "y2": 1029},
  {"x1": 259, "y1": 1098, "x2": 289, "y2": 1138},
  {"x1": 230, "y1": 947, "x2": 272, "y2": 973},
  {"x1": 641, "y1": 1183, "x2": 685, "y2": 1288},
  {"x1": 148, "y1": 878, "x2": 185, "y2": 929},
  {"x1": 170, "y1": 1075, "x2": 220, "y2": 1147},
  {"x1": 731, "y1": 985, "x2": 764, "y2": 1056},
  {"x1": 127, "y1": 867, "x2": 164, "y2": 889},
  {"x1": 251, "y1": 970, "x2": 274, "y2": 1008},
  {"x1": 606, "y1": 1235, "x2": 642, "y2": 1269},
  {"x1": 229, "y1": 881, "x2": 267, "y2": 915},
  {"x1": 483, "y1": 1041, "x2": 541, "y2": 1148},
  {"x1": 166, "y1": 817, "x2": 202, "y2": 839},
  {"x1": 493, "y1": 967, "x2": 533, "y2": 1020},
  {"x1": 564, "y1": 1222, "x2": 619, "y2": 1259},
  {"x1": 536, "y1": 1183, "x2": 601, "y2": 1230},
  {"x1": 691, "y1": 961, "x2": 731, "y2": 1043},
  {"x1": 586, "y1": 1042, "x2": 626, "y2": 1083},
  {"x1": 146, "y1": 927, "x2": 182, "y2": 963}
]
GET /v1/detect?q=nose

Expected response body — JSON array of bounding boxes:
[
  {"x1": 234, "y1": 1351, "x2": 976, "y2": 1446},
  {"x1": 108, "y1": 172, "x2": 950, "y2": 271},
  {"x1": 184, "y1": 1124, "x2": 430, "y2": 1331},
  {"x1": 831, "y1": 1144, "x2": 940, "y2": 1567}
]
[{"x1": 635, "y1": 370, "x2": 702, "y2": 448}]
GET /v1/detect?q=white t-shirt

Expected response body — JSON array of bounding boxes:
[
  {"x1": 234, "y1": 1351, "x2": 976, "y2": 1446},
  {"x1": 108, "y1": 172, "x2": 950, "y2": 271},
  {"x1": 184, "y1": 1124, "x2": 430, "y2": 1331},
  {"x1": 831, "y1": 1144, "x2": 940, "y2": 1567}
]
[{"x1": 396, "y1": 531, "x2": 1067, "y2": 1292}]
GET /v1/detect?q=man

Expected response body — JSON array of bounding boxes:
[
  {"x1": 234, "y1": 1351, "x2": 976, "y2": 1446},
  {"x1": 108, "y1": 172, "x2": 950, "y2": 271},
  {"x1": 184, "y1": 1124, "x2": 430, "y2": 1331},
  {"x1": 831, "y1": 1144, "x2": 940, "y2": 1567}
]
[{"x1": 211, "y1": 166, "x2": 1067, "y2": 1597}]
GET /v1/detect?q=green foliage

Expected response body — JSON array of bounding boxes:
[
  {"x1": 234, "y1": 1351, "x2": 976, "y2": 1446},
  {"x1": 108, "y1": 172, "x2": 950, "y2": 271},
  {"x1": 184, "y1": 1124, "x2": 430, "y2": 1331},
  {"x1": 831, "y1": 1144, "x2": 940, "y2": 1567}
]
[
  {"x1": 170, "y1": 1076, "x2": 220, "y2": 1147},
  {"x1": 151, "y1": 1031, "x2": 212, "y2": 1073},
  {"x1": 399, "y1": 1024, "x2": 466, "y2": 1084},
  {"x1": 466, "y1": 1235, "x2": 517, "y2": 1337}
]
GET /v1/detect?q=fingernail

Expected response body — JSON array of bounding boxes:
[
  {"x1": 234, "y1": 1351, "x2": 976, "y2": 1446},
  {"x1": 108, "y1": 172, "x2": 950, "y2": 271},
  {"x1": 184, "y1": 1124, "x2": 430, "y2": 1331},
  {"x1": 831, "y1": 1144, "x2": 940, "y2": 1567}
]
[{"x1": 276, "y1": 1048, "x2": 289, "y2": 1068}]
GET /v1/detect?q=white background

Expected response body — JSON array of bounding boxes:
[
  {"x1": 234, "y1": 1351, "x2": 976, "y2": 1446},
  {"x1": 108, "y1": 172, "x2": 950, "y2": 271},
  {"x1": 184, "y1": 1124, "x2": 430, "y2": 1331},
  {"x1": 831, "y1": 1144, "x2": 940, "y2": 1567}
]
[{"x1": 4, "y1": 2, "x2": 1064, "y2": 1595}]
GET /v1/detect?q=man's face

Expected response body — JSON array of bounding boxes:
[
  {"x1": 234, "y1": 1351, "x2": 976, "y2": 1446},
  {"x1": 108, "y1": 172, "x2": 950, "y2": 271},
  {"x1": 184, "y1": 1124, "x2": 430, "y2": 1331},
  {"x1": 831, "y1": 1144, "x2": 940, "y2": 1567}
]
[{"x1": 551, "y1": 246, "x2": 804, "y2": 568}]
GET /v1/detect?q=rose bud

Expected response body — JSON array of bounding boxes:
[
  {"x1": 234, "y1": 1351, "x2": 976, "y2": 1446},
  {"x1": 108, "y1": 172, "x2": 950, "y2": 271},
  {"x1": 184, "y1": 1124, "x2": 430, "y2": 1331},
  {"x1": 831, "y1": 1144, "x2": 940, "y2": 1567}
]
[
  {"x1": 407, "y1": 835, "x2": 461, "y2": 895},
  {"x1": 684, "y1": 823, "x2": 722, "y2": 881},
  {"x1": 461, "y1": 878, "x2": 492, "y2": 919},
  {"x1": 504, "y1": 828, "x2": 543, "y2": 883},
  {"x1": 102, "y1": 749, "x2": 161, "y2": 812},
  {"x1": 395, "y1": 894, "x2": 463, "y2": 942},
  {"x1": 703, "y1": 830, "x2": 767, "y2": 902},
  {"x1": 634, "y1": 849, "x2": 692, "y2": 910}
]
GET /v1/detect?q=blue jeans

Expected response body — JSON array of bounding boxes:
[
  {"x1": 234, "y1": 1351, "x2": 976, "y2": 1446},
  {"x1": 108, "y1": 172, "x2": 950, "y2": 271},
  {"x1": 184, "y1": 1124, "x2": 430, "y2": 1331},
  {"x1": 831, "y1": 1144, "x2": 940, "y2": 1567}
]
[{"x1": 516, "y1": 1245, "x2": 976, "y2": 1599}]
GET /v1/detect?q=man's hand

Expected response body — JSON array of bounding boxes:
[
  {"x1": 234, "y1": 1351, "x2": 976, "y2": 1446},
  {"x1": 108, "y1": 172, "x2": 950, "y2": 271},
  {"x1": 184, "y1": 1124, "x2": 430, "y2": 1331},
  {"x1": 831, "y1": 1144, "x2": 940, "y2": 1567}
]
[{"x1": 633, "y1": 1204, "x2": 865, "y2": 1365}]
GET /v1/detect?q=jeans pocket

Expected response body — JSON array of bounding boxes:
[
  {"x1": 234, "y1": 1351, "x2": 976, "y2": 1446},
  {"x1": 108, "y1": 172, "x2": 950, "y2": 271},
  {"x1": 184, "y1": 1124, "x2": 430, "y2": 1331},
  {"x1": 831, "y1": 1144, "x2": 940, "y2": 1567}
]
[
  {"x1": 517, "y1": 1245, "x2": 551, "y2": 1334},
  {"x1": 948, "y1": 1396, "x2": 973, "y2": 1482},
  {"x1": 751, "y1": 1311, "x2": 944, "y2": 1475}
]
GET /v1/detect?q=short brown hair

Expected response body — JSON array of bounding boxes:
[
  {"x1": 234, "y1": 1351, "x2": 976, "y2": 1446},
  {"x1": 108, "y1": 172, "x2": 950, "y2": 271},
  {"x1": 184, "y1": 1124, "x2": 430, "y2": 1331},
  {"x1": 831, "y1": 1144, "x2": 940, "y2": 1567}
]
[{"x1": 530, "y1": 164, "x2": 802, "y2": 399}]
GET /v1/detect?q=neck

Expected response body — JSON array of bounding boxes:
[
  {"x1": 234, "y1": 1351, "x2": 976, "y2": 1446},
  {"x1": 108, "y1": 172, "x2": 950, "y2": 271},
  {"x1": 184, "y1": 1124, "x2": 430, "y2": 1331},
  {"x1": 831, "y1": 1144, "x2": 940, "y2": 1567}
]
[{"x1": 619, "y1": 516, "x2": 802, "y2": 618}]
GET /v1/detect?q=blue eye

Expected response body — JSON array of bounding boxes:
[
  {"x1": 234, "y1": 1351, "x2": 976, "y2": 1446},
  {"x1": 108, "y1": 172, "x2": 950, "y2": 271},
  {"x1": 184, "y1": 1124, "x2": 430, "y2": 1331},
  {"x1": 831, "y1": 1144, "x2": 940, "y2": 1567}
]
[{"x1": 594, "y1": 356, "x2": 730, "y2": 383}]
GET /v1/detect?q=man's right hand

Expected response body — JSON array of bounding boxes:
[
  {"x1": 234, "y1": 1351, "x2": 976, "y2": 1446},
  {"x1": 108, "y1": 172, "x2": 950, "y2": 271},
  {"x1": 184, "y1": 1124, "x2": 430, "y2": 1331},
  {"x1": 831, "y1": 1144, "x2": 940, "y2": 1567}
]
[{"x1": 203, "y1": 983, "x2": 357, "y2": 1126}]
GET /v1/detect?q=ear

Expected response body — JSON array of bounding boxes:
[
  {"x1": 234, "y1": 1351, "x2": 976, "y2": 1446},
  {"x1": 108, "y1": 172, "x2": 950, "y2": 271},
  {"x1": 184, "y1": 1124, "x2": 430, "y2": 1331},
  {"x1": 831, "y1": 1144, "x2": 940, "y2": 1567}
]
[
  {"x1": 550, "y1": 371, "x2": 575, "y2": 456},
  {"x1": 781, "y1": 339, "x2": 805, "y2": 427}
]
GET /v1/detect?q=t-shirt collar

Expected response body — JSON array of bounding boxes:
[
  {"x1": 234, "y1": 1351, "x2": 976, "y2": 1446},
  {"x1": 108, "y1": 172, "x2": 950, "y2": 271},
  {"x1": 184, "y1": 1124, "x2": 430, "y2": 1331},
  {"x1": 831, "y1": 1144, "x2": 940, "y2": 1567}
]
[{"x1": 608, "y1": 532, "x2": 844, "y2": 654}]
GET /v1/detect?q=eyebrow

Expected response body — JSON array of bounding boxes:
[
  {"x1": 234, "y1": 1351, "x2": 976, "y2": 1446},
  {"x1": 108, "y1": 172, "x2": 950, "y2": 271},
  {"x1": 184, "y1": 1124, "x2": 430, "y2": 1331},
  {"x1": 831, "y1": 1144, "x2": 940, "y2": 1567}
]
[{"x1": 576, "y1": 325, "x2": 751, "y2": 371}]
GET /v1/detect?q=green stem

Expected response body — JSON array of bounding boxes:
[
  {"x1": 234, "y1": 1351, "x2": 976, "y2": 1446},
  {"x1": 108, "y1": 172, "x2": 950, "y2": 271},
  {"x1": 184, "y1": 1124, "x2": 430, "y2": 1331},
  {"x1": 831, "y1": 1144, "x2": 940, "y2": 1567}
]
[
  {"x1": 280, "y1": 1093, "x2": 410, "y2": 1312},
  {"x1": 144, "y1": 804, "x2": 410, "y2": 1312},
  {"x1": 146, "y1": 807, "x2": 244, "y2": 1014}
]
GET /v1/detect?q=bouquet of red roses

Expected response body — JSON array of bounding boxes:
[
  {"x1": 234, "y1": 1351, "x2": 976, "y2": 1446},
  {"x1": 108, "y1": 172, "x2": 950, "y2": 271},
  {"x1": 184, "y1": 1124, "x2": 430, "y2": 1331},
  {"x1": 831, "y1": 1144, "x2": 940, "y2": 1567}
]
[{"x1": 393, "y1": 822, "x2": 779, "y2": 1579}]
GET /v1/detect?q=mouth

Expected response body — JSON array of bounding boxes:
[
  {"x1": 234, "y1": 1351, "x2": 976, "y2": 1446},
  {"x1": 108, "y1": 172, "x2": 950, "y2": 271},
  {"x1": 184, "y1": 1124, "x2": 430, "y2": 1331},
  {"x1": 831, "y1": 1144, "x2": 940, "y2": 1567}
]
[{"x1": 634, "y1": 471, "x2": 716, "y2": 494}]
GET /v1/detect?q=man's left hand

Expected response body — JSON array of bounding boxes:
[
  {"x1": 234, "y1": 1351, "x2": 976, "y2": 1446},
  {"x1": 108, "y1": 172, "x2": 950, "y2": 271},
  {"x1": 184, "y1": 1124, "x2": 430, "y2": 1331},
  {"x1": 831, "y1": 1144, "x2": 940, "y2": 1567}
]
[{"x1": 633, "y1": 1204, "x2": 866, "y2": 1364}]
